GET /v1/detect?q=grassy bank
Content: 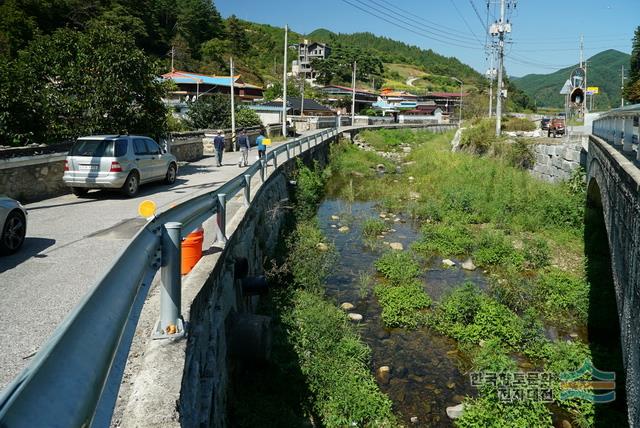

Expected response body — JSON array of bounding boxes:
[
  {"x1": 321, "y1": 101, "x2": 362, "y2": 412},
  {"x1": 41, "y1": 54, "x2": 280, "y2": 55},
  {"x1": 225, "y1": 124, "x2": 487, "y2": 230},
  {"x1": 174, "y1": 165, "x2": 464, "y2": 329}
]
[
  {"x1": 326, "y1": 129, "x2": 626, "y2": 427},
  {"x1": 230, "y1": 159, "x2": 396, "y2": 427}
]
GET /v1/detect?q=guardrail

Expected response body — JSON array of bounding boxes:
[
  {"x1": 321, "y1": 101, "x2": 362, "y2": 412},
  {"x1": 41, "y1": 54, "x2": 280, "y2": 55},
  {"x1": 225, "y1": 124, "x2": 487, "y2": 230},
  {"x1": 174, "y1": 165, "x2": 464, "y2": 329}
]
[
  {"x1": 592, "y1": 103, "x2": 640, "y2": 160},
  {"x1": 0, "y1": 123, "x2": 456, "y2": 427}
]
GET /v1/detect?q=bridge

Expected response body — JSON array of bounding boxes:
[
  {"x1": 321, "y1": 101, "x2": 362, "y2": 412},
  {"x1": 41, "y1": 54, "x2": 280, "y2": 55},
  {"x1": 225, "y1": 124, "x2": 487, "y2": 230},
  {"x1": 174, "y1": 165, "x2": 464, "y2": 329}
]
[
  {"x1": 0, "y1": 123, "x2": 454, "y2": 427},
  {"x1": 590, "y1": 104, "x2": 640, "y2": 428}
]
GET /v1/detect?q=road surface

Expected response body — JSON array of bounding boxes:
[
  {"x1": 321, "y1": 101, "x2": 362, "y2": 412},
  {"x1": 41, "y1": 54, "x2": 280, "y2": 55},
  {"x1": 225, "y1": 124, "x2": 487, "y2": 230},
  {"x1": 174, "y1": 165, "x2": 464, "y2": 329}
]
[{"x1": 0, "y1": 140, "x2": 293, "y2": 388}]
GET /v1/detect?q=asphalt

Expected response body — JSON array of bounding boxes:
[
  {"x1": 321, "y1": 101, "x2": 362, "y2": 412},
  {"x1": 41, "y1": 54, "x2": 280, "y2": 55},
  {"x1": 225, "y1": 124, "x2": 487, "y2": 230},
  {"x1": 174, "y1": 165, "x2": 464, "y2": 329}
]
[{"x1": 0, "y1": 138, "x2": 299, "y2": 389}]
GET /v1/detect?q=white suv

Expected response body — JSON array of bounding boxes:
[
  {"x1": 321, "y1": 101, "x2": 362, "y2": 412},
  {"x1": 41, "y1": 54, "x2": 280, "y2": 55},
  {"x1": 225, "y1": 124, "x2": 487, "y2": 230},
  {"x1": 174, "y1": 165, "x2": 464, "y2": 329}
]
[{"x1": 63, "y1": 135, "x2": 178, "y2": 197}]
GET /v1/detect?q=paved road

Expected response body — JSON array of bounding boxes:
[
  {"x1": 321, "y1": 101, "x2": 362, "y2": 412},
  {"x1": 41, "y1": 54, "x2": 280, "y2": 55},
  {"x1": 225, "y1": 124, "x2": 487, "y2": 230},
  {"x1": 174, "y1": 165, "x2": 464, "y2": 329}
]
[{"x1": 0, "y1": 140, "x2": 295, "y2": 388}]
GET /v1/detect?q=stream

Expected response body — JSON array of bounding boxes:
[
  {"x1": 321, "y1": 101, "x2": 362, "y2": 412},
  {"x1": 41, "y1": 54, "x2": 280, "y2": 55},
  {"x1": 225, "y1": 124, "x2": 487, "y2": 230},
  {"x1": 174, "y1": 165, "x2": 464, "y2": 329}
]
[{"x1": 317, "y1": 199, "x2": 489, "y2": 427}]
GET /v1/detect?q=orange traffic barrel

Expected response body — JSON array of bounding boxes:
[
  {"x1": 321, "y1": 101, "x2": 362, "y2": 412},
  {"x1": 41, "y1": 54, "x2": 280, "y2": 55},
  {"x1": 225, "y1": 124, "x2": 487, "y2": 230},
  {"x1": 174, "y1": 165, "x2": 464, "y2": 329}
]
[{"x1": 181, "y1": 227, "x2": 204, "y2": 275}]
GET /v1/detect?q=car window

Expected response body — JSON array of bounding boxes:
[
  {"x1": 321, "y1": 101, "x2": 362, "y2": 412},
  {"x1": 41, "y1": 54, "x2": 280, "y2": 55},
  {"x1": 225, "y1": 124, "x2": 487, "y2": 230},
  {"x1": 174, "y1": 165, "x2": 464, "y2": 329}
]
[
  {"x1": 114, "y1": 139, "x2": 128, "y2": 157},
  {"x1": 133, "y1": 139, "x2": 148, "y2": 155},
  {"x1": 144, "y1": 139, "x2": 161, "y2": 155},
  {"x1": 70, "y1": 140, "x2": 115, "y2": 157}
]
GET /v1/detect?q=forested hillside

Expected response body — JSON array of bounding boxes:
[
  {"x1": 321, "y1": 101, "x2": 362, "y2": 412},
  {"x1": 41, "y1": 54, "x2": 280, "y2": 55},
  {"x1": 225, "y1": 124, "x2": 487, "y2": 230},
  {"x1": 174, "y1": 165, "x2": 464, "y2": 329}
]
[{"x1": 512, "y1": 49, "x2": 631, "y2": 110}]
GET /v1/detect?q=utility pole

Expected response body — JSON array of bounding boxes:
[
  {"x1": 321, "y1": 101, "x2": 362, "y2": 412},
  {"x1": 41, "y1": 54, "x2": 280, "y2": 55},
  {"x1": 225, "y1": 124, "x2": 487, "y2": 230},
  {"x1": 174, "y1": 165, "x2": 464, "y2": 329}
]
[
  {"x1": 488, "y1": 45, "x2": 494, "y2": 117},
  {"x1": 351, "y1": 61, "x2": 357, "y2": 124},
  {"x1": 621, "y1": 65, "x2": 625, "y2": 107},
  {"x1": 282, "y1": 24, "x2": 288, "y2": 138},
  {"x1": 300, "y1": 78, "x2": 305, "y2": 116},
  {"x1": 170, "y1": 45, "x2": 175, "y2": 72},
  {"x1": 230, "y1": 57, "x2": 236, "y2": 152},
  {"x1": 493, "y1": 0, "x2": 508, "y2": 136}
]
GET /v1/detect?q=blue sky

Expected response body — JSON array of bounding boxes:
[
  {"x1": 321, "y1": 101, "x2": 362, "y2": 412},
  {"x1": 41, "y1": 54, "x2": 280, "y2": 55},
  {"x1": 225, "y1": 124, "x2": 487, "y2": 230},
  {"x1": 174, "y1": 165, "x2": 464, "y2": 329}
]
[{"x1": 215, "y1": 0, "x2": 637, "y2": 77}]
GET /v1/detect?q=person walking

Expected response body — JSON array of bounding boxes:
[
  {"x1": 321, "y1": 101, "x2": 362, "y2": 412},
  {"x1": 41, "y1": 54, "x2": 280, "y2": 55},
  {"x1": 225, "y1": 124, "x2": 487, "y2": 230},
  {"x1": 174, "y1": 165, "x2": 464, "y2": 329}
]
[
  {"x1": 237, "y1": 128, "x2": 249, "y2": 167},
  {"x1": 214, "y1": 130, "x2": 225, "y2": 167},
  {"x1": 256, "y1": 129, "x2": 267, "y2": 159}
]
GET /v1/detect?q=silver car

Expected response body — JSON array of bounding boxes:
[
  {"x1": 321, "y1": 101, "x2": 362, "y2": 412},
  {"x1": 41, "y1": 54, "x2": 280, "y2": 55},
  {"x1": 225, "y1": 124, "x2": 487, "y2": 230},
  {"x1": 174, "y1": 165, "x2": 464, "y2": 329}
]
[
  {"x1": 63, "y1": 135, "x2": 178, "y2": 197},
  {"x1": 0, "y1": 196, "x2": 27, "y2": 255}
]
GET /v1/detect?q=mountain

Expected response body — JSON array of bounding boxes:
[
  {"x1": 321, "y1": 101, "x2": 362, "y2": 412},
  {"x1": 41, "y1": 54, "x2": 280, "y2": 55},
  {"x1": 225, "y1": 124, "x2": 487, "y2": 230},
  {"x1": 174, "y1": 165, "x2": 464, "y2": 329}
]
[{"x1": 512, "y1": 49, "x2": 630, "y2": 110}]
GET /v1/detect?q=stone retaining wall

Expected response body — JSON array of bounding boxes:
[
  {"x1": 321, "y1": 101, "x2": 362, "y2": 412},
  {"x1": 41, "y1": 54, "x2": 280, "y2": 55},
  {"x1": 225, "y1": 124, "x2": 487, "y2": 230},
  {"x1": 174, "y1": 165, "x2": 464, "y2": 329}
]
[
  {"x1": 0, "y1": 153, "x2": 68, "y2": 202},
  {"x1": 530, "y1": 141, "x2": 587, "y2": 183}
]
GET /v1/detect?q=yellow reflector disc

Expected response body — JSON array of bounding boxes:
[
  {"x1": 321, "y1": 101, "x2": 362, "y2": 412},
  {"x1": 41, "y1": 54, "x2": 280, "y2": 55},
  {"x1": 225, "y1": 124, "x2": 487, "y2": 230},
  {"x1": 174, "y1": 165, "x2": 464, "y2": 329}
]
[{"x1": 138, "y1": 200, "x2": 157, "y2": 218}]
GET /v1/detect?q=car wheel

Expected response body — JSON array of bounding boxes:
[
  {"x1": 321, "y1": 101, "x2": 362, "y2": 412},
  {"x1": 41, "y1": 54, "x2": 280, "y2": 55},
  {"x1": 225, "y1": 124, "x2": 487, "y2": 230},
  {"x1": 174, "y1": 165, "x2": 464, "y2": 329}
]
[
  {"x1": 122, "y1": 172, "x2": 139, "y2": 197},
  {"x1": 0, "y1": 210, "x2": 26, "y2": 255},
  {"x1": 71, "y1": 187, "x2": 88, "y2": 197},
  {"x1": 165, "y1": 163, "x2": 177, "y2": 185}
]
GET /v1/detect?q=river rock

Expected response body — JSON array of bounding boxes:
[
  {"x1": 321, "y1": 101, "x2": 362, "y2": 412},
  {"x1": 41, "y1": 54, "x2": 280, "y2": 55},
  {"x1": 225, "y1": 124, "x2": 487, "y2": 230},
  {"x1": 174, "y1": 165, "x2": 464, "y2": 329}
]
[
  {"x1": 447, "y1": 381, "x2": 456, "y2": 389},
  {"x1": 561, "y1": 420, "x2": 572, "y2": 428},
  {"x1": 338, "y1": 226, "x2": 350, "y2": 233},
  {"x1": 348, "y1": 313, "x2": 363, "y2": 322},
  {"x1": 389, "y1": 242, "x2": 404, "y2": 251},
  {"x1": 442, "y1": 259, "x2": 456, "y2": 267},
  {"x1": 569, "y1": 333, "x2": 579, "y2": 339},
  {"x1": 462, "y1": 258, "x2": 477, "y2": 271},
  {"x1": 446, "y1": 404, "x2": 465, "y2": 420},
  {"x1": 340, "y1": 302, "x2": 355, "y2": 311},
  {"x1": 379, "y1": 213, "x2": 387, "y2": 218},
  {"x1": 410, "y1": 416, "x2": 418, "y2": 424},
  {"x1": 376, "y1": 164, "x2": 386, "y2": 172},
  {"x1": 408, "y1": 176, "x2": 415, "y2": 181},
  {"x1": 331, "y1": 215, "x2": 340, "y2": 220},
  {"x1": 331, "y1": 224, "x2": 337, "y2": 228},
  {"x1": 316, "y1": 242, "x2": 329, "y2": 251},
  {"x1": 403, "y1": 146, "x2": 413, "y2": 154},
  {"x1": 409, "y1": 191, "x2": 420, "y2": 200},
  {"x1": 377, "y1": 366, "x2": 391, "y2": 384}
]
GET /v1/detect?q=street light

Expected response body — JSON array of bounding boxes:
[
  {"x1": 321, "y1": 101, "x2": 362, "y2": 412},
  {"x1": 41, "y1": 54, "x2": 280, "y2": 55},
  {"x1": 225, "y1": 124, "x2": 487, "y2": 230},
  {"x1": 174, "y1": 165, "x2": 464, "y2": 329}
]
[{"x1": 450, "y1": 77, "x2": 463, "y2": 128}]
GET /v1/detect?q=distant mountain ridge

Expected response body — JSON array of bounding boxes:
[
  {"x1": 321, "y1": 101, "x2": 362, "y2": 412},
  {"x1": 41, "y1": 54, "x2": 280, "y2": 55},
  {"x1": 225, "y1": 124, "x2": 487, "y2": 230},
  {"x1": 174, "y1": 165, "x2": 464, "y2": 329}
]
[{"x1": 512, "y1": 49, "x2": 630, "y2": 110}]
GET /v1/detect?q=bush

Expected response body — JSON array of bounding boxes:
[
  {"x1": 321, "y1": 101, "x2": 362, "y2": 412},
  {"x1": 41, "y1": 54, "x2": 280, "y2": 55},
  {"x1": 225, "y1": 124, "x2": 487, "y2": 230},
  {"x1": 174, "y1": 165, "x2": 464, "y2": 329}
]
[
  {"x1": 534, "y1": 268, "x2": 589, "y2": 327},
  {"x1": 374, "y1": 251, "x2": 421, "y2": 285},
  {"x1": 456, "y1": 394, "x2": 553, "y2": 428},
  {"x1": 374, "y1": 280, "x2": 431, "y2": 328},
  {"x1": 294, "y1": 159, "x2": 325, "y2": 220},
  {"x1": 460, "y1": 118, "x2": 496, "y2": 154},
  {"x1": 236, "y1": 105, "x2": 262, "y2": 127},
  {"x1": 413, "y1": 222, "x2": 474, "y2": 257},
  {"x1": 362, "y1": 218, "x2": 386, "y2": 239},
  {"x1": 473, "y1": 230, "x2": 524, "y2": 269},
  {"x1": 505, "y1": 138, "x2": 535, "y2": 169},
  {"x1": 287, "y1": 221, "x2": 336, "y2": 293},
  {"x1": 522, "y1": 236, "x2": 550, "y2": 269}
]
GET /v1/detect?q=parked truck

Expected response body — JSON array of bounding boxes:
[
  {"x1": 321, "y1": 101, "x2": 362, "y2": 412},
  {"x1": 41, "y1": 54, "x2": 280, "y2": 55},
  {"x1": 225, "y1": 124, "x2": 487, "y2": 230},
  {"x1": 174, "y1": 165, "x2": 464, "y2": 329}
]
[{"x1": 547, "y1": 118, "x2": 566, "y2": 138}]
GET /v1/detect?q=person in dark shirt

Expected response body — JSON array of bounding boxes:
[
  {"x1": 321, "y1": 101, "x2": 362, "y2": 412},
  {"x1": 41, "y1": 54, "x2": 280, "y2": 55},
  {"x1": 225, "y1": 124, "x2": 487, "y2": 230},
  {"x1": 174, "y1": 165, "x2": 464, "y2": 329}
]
[
  {"x1": 237, "y1": 128, "x2": 249, "y2": 167},
  {"x1": 213, "y1": 130, "x2": 225, "y2": 167}
]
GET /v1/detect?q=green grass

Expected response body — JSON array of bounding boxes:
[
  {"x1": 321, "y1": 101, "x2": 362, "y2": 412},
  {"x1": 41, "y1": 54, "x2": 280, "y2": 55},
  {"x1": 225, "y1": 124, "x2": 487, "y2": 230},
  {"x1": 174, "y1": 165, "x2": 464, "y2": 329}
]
[{"x1": 362, "y1": 218, "x2": 386, "y2": 239}]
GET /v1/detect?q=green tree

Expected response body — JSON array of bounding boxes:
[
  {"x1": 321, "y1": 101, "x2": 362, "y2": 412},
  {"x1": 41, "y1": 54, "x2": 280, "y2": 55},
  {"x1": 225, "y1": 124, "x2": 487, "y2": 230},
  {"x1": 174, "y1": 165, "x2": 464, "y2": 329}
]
[
  {"x1": 226, "y1": 15, "x2": 249, "y2": 53},
  {"x1": 176, "y1": 0, "x2": 223, "y2": 56},
  {"x1": 186, "y1": 93, "x2": 232, "y2": 129},
  {"x1": 236, "y1": 106, "x2": 261, "y2": 127},
  {"x1": 262, "y1": 80, "x2": 301, "y2": 101},
  {"x1": 311, "y1": 45, "x2": 383, "y2": 86},
  {"x1": 625, "y1": 26, "x2": 640, "y2": 103},
  {"x1": 0, "y1": 26, "x2": 168, "y2": 146}
]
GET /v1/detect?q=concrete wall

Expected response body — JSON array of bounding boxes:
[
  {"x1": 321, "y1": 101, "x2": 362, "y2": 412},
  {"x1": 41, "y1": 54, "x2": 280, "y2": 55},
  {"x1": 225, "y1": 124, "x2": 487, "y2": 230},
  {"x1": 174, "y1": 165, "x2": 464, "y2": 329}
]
[
  {"x1": 587, "y1": 135, "x2": 640, "y2": 428},
  {"x1": 530, "y1": 141, "x2": 587, "y2": 183}
]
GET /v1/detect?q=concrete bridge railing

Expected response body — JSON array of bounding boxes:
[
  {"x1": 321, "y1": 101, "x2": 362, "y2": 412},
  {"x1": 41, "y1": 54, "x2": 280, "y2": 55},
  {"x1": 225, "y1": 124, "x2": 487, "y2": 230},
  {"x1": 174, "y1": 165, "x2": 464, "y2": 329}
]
[
  {"x1": 587, "y1": 132, "x2": 640, "y2": 428},
  {"x1": 0, "y1": 123, "x2": 455, "y2": 427},
  {"x1": 592, "y1": 103, "x2": 640, "y2": 159}
]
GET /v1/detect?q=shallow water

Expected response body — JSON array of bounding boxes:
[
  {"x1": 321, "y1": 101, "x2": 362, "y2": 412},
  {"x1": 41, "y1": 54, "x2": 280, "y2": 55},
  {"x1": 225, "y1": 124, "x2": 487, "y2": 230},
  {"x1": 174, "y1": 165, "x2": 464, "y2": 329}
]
[{"x1": 317, "y1": 199, "x2": 490, "y2": 427}]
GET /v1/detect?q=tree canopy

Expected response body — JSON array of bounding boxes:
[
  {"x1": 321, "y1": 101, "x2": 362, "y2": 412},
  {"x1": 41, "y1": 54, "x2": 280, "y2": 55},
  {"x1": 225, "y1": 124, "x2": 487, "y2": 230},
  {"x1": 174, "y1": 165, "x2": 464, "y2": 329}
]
[{"x1": 624, "y1": 26, "x2": 640, "y2": 104}]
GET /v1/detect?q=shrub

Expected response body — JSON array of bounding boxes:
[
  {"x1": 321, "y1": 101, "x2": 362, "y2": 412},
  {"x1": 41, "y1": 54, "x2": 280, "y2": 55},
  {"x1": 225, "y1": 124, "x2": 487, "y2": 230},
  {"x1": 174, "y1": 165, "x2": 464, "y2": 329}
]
[
  {"x1": 456, "y1": 394, "x2": 553, "y2": 428},
  {"x1": 294, "y1": 159, "x2": 325, "y2": 220},
  {"x1": 236, "y1": 105, "x2": 262, "y2": 127},
  {"x1": 522, "y1": 236, "x2": 550, "y2": 269},
  {"x1": 374, "y1": 251, "x2": 421, "y2": 285},
  {"x1": 534, "y1": 268, "x2": 589, "y2": 327},
  {"x1": 374, "y1": 280, "x2": 431, "y2": 328},
  {"x1": 469, "y1": 338, "x2": 517, "y2": 372},
  {"x1": 505, "y1": 138, "x2": 535, "y2": 169},
  {"x1": 460, "y1": 118, "x2": 496, "y2": 154},
  {"x1": 473, "y1": 230, "x2": 524, "y2": 269},
  {"x1": 413, "y1": 222, "x2": 474, "y2": 256},
  {"x1": 287, "y1": 221, "x2": 336, "y2": 293},
  {"x1": 362, "y1": 218, "x2": 386, "y2": 239}
]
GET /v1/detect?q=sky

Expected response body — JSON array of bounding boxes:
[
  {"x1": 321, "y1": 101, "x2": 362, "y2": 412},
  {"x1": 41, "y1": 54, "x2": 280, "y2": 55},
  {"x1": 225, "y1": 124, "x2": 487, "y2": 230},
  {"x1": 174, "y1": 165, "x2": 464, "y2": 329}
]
[{"x1": 215, "y1": 0, "x2": 638, "y2": 78}]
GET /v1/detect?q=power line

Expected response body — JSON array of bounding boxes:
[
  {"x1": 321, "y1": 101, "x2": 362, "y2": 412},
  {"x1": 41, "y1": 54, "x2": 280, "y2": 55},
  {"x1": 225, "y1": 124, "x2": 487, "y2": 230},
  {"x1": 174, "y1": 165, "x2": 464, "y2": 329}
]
[
  {"x1": 338, "y1": 0, "x2": 484, "y2": 50},
  {"x1": 468, "y1": 0, "x2": 489, "y2": 32},
  {"x1": 449, "y1": 0, "x2": 485, "y2": 47},
  {"x1": 356, "y1": 0, "x2": 481, "y2": 44}
]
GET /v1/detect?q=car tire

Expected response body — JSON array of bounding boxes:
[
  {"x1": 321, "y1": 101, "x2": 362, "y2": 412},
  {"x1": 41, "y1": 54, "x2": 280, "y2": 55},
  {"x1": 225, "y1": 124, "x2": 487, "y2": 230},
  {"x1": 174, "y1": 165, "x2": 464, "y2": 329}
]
[
  {"x1": 165, "y1": 163, "x2": 177, "y2": 185},
  {"x1": 0, "y1": 210, "x2": 26, "y2": 255},
  {"x1": 71, "y1": 187, "x2": 88, "y2": 197},
  {"x1": 122, "y1": 172, "x2": 140, "y2": 197}
]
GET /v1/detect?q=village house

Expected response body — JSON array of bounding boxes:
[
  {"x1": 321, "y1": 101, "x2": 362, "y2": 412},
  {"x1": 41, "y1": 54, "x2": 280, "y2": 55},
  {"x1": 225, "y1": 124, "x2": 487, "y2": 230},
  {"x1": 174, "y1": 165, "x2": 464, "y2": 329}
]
[{"x1": 291, "y1": 40, "x2": 331, "y2": 82}]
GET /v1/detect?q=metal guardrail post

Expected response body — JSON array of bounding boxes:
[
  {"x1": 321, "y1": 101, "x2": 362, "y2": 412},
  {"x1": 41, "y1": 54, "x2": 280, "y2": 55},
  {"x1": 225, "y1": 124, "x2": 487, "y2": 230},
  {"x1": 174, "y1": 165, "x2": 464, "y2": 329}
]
[
  {"x1": 243, "y1": 174, "x2": 251, "y2": 207},
  {"x1": 155, "y1": 222, "x2": 184, "y2": 338},
  {"x1": 260, "y1": 159, "x2": 266, "y2": 182},
  {"x1": 286, "y1": 144, "x2": 291, "y2": 160},
  {"x1": 273, "y1": 151, "x2": 278, "y2": 169},
  {"x1": 215, "y1": 193, "x2": 227, "y2": 245}
]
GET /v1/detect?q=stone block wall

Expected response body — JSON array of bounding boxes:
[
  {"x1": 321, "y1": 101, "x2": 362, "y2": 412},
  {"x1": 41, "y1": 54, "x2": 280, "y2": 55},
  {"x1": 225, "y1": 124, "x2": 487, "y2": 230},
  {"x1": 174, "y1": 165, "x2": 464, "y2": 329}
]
[
  {"x1": 0, "y1": 154, "x2": 68, "y2": 202},
  {"x1": 530, "y1": 142, "x2": 587, "y2": 182}
]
